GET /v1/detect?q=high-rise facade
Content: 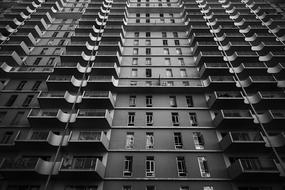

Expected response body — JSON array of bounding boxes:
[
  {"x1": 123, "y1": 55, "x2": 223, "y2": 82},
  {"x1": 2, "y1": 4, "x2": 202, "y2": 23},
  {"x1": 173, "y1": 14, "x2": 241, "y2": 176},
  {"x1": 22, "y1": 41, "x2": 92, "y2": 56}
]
[{"x1": 0, "y1": 0, "x2": 285, "y2": 189}]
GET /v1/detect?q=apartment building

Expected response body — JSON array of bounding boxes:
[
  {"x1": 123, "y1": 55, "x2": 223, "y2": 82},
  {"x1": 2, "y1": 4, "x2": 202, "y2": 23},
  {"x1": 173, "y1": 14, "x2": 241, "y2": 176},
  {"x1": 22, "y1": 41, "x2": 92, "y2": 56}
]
[{"x1": 0, "y1": 0, "x2": 284, "y2": 189}]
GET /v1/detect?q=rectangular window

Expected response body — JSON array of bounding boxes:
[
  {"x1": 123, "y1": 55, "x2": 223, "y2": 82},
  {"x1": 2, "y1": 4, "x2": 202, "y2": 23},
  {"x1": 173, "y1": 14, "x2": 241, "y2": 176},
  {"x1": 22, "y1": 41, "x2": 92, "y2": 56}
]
[
  {"x1": 146, "y1": 96, "x2": 152, "y2": 107},
  {"x1": 133, "y1": 48, "x2": 138, "y2": 55},
  {"x1": 123, "y1": 156, "x2": 133, "y2": 176},
  {"x1": 0, "y1": 112, "x2": 6, "y2": 123},
  {"x1": 146, "y1": 48, "x2": 151, "y2": 55},
  {"x1": 146, "y1": 32, "x2": 150, "y2": 37},
  {"x1": 0, "y1": 131, "x2": 14, "y2": 144},
  {"x1": 129, "y1": 96, "x2": 136, "y2": 107},
  {"x1": 175, "y1": 40, "x2": 180, "y2": 46},
  {"x1": 193, "y1": 132, "x2": 204, "y2": 149},
  {"x1": 52, "y1": 31, "x2": 58, "y2": 37},
  {"x1": 203, "y1": 186, "x2": 214, "y2": 190},
  {"x1": 47, "y1": 57, "x2": 55, "y2": 66},
  {"x1": 186, "y1": 96, "x2": 193, "y2": 107},
  {"x1": 167, "y1": 81, "x2": 174, "y2": 86},
  {"x1": 146, "y1": 69, "x2": 152, "y2": 77},
  {"x1": 32, "y1": 81, "x2": 41, "y2": 91},
  {"x1": 180, "y1": 69, "x2": 187, "y2": 77},
  {"x1": 54, "y1": 48, "x2": 61, "y2": 55},
  {"x1": 146, "y1": 58, "x2": 151, "y2": 65},
  {"x1": 126, "y1": 132, "x2": 134, "y2": 149},
  {"x1": 162, "y1": 32, "x2": 167, "y2": 38},
  {"x1": 11, "y1": 111, "x2": 24, "y2": 125},
  {"x1": 63, "y1": 32, "x2": 69, "y2": 38},
  {"x1": 22, "y1": 95, "x2": 34, "y2": 107},
  {"x1": 163, "y1": 40, "x2": 168, "y2": 46},
  {"x1": 178, "y1": 58, "x2": 185, "y2": 65},
  {"x1": 146, "y1": 186, "x2": 155, "y2": 190},
  {"x1": 78, "y1": 131, "x2": 100, "y2": 141},
  {"x1": 171, "y1": 112, "x2": 179, "y2": 126},
  {"x1": 166, "y1": 69, "x2": 173, "y2": 77},
  {"x1": 173, "y1": 32, "x2": 178, "y2": 37},
  {"x1": 131, "y1": 69, "x2": 138, "y2": 77},
  {"x1": 146, "y1": 40, "x2": 151, "y2": 46},
  {"x1": 169, "y1": 96, "x2": 177, "y2": 107},
  {"x1": 189, "y1": 113, "x2": 198, "y2": 126},
  {"x1": 5, "y1": 95, "x2": 17, "y2": 106},
  {"x1": 146, "y1": 112, "x2": 153, "y2": 126},
  {"x1": 17, "y1": 81, "x2": 27, "y2": 90},
  {"x1": 177, "y1": 157, "x2": 187, "y2": 176},
  {"x1": 132, "y1": 58, "x2": 138, "y2": 65},
  {"x1": 146, "y1": 132, "x2": 154, "y2": 149},
  {"x1": 176, "y1": 48, "x2": 182, "y2": 55},
  {"x1": 130, "y1": 81, "x2": 137, "y2": 86},
  {"x1": 59, "y1": 39, "x2": 65, "y2": 46},
  {"x1": 134, "y1": 40, "x2": 139, "y2": 45},
  {"x1": 145, "y1": 81, "x2": 152, "y2": 86},
  {"x1": 164, "y1": 58, "x2": 171, "y2": 66},
  {"x1": 164, "y1": 48, "x2": 169, "y2": 55},
  {"x1": 136, "y1": 19, "x2": 140, "y2": 23},
  {"x1": 180, "y1": 187, "x2": 189, "y2": 190},
  {"x1": 135, "y1": 32, "x2": 139, "y2": 37},
  {"x1": 40, "y1": 48, "x2": 48, "y2": 55},
  {"x1": 182, "y1": 81, "x2": 189, "y2": 86},
  {"x1": 123, "y1": 186, "x2": 132, "y2": 190},
  {"x1": 128, "y1": 112, "x2": 135, "y2": 126},
  {"x1": 174, "y1": 132, "x2": 183, "y2": 149},
  {"x1": 198, "y1": 157, "x2": 210, "y2": 177},
  {"x1": 34, "y1": 58, "x2": 42, "y2": 65},
  {"x1": 146, "y1": 156, "x2": 155, "y2": 177}
]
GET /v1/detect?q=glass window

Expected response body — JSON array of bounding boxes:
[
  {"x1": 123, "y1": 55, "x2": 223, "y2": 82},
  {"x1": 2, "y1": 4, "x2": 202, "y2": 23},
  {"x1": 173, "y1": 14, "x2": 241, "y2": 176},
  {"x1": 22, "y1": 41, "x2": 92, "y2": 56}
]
[
  {"x1": 180, "y1": 69, "x2": 187, "y2": 77},
  {"x1": 129, "y1": 96, "x2": 136, "y2": 107},
  {"x1": 163, "y1": 40, "x2": 168, "y2": 46},
  {"x1": 146, "y1": 112, "x2": 153, "y2": 126},
  {"x1": 133, "y1": 48, "x2": 138, "y2": 55},
  {"x1": 16, "y1": 81, "x2": 27, "y2": 90},
  {"x1": 174, "y1": 132, "x2": 183, "y2": 149},
  {"x1": 164, "y1": 48, "x2": 169, "y2": 55},
  {"x1": 166, "y1": 69, "x2": 173, "y2": 77},
  {"x1": 164, "y1": 58, "x2": 171, "y2": 66},
  {"x1": 123, "y1": 156, "x2": 133, "y2": 176},
  {"x1": 189, "y1": 113, "x2": 198, "y2": 126},
  {"x1": 146, "y1": 58, "x2": 152, "y2": 65},
  {"x1": 198, "y1": 157, "x2": 210, "y2": 177},
  {"x1": 146, "y1": 40, "x2": 151, "y2": 46},
  {"x1": 22, "y1": 95, "x2": 34, "y2": 107},
  {"x1": 32, "y1": 81, "x2": 41, "y2": 91},
  {"x1": 132, "y1": 58, "x2": 138, "y2": 65},
  {"x1": 169, "y1": 96, "x2": 177, "y2": 107},
  {"x1": 146, "y1": 96, "x2": 152, "y2": 107},
  {"x1": 178, "y1": 58, "x2": 185, "y2": 65},
  {"x1": 5, "y1": 95, "x2": 17, "y2": 106},
  {"x1": 131, "y1": 69, "x2": 138, "y2": 77},
  {"x1": 171, "y1": 112, "x2": 179, "y2": 126},
  {"x1": 146, "y1": 132, "x2": 154, "y2": 149},
  {"x1": 146, "y1": 32, "x2": 150, "y2": 37},
  {"x1": 123, "y1": 186, "x2": 132, "y2": 190},
  {"x1": 134, "y1": 40, "x2": 139, "y2": 45},
  {"x1": 146, "y1": 156, "x2": 155, "y2": 177},
  {"x1": 193, "y1": 132, "x2": 204, "y2": 149},
  {"x1": 128, "y1": 112, "x2": 135, "y2": 126},
  {"x1": 126, "y1": 132, "x2": 134, "y2": 149},
  {"x1": 146, "y1": 48, "x2": 151, "y2": 55},
  {"x1": 175, "y1": 40, "x2": 180, "y2": 46},
  {"x1": 186, "y1": 96, "x2": 193, "y2": 107},
  {"x1": 177, "y1": 157, "x2": 187, "y2": 176},
  {"x1": 146, "y1": 69, "x2": 152, "y2": 77}
]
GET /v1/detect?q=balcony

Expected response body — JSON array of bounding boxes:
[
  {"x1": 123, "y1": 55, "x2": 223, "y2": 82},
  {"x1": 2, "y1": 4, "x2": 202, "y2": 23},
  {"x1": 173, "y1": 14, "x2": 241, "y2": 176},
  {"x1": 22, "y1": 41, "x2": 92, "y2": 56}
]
[
  {"x1": 253, "y1": 110, "x2": 285, "y2": 129},
  {"x1": 220, "y1": 132, "x2": 265, "y2": 152},
  {"x1": 27, "y1": 109, "x2": 112, "y2": 128},
  {"x1": 207, "y1": 91, "x2": 247, "y2": 109},
  {"x1": 68, "y1": 131, "x2": 109, "y2": 151},
  {"x1": 228, "y1": 158, "x2": 280, "y2": 180},
  {"x1": 213, "y1": 110, "x2": 254, "y2": 128},
  {"x1": 59, "y1": 158, "x2": 105, "y2": 179},
  {"x1": 194, "y1": 51, "x2": 224, "y2": 67},
  {"x1": 199, "y1": 62, "x2": 230, "y2": 78},
  {"x1": 203, "y1": 76, "x2": 237, "y2": 91},
  {"x1": 38, "y1": 91, "x2": 115, "y2": 109}
]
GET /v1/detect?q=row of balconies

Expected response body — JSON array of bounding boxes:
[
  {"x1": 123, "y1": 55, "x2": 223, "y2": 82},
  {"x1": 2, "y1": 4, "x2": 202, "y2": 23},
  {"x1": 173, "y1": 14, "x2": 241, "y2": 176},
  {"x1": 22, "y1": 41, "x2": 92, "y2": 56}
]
[
  {"x1": 0, "y1": 130, "x2": 109, "y2": 151},
  {"x1": 0, "y1": 156, "x2": 105, "y2": 179},
  {"x1": 38, "y1": 90, "x2": 115, "y2": 109},
  {"x1": 27, "y1": 109, "x2": 113, "y2": 128}
]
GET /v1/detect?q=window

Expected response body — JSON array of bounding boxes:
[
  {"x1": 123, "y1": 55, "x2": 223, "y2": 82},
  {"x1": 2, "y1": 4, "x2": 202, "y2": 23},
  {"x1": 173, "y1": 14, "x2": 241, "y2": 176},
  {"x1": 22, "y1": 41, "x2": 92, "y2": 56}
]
[
  {"x1": 171, "y1": 112, "x2": 179, "y2": 126},
  {"x1": 47, "y1": 57, "x2": 55, "y2": 66},
  {"x1": 180, "y1": 186, "x2": 189, "y2": 190},
  {"x1": 40, "y1": 48, "x2": 48, "y2": 55},
  {"x1": 146, "y1": 186, "x2": 155, "y2": 190},
  {"x1": 145, "y1": 81, "x2": 152, "y2": 86},
  {"x1": 59, "y1": 39, "x2": 65, "y2": 46},
  {"x1": 131, "y1": 69, "x2": 138, "y2": 77},
  {"x1": 180, "y1": 69, "x2": 187, "y2": 77},
  {"x1": 178, "y1": 58, "x2": 185, "y2": 65},
  {"x1": 177, "y1": 157, "x2": 187, "y2": 176},
  {"x1": 146, "y1": 132, "x2": 154, "y2": 149},
  {"x1": 193, "y1": 132, "x2": 204, "y2": 149},
  {"x1": 203, "y1": 186, "x2": 214, "y2": 190},
  {"x1": 163, "y1": 40, "x2": 168, "y2": 46},
  {"x1": 146, "y1": 19, "x2": 150, "y2": 23},
  {"x1": 52, "y1": 31, "x2": 58, "y2": 37},
  {"x1": 175, "y1": 40, "x2": 180, "y2": 46},
  {"x1": 123, "y1": 156, "x2": 133, "y2": 176},
  {"x1": 146, "y1": 48, "x2": 151, "y2": 55},
  {"x1": 164, "y1": 58, "x2": 171, "y2": 65},
  {"x1": 132, "y1": 58, "x2": 138, "y2": 65},
  {"x1": 166, "y1": 69, "x2": 173, "y2": 77},
  {"x1": 176, "y1": 48, "x2": 182, "y2": 55},
  {"x1": 22, "y1": 95, "x2": 34, "y2": 107},
  {"x1": 136, "y1": 19, "x2": 140, "y2": 23},
  {"x1": 182, "y1": 81, "x2": 189, "y2": 86},
  {"x1": 32, "y1": 81, "x2": 41, "y2": 91},
  {"x1": 123, "y1": 186, "x2": 132, "y2": 190},
  {"x1": 78, "y1": 131, "x2": 100, "y2": 141},
  {"x1": 135, "y1": 32, "x2": 139, "y2": 37},
  {"x1": 146, "y1": 32, "x2": 150, "y2": 37},
  {"x1": 34, "y1": 58, "x2": 42, "y2": 65},
  {"x1": 134, "y1": 40, "x2": 139, "y2": 45},
  {"x1": 0, "y1": 112, "x2": 6, "y2": 123},
  {"x1": 198, "y1": 157, "x2": 210, "y2": 177},
  {"x1": 146, "y1": 40, "x2": 151, "y2": 46},
  {"x1": 130, "y1": 81, "x2": 137, "y2": 86},
  {"x1": 126, "y1": 132, "x2": 134, "y2": 149},
  {"x1": 189, "y1": 113, "x2": 198, "y2": 126},
  {"x1": 146, "y1": 58, "x2": 151, "y2": 65},
  {"x1": 11, "y1": 111, "x2": 24, "y2": 125},
  {"x1": 129, "y1": 96, "x2": 136, "y2": 107},
  {"x1": 5, "y1": 95, "x2": 17, "y2": 106},
  {"x1": 136, "y1": 13, "x2": 140, "y2": 17},
  {"x1": 17, "y1": 81, "x2": 27, "y2": 90},
  {"x1": 63, "y1": 32, "x2": 69, "y2": 38},
  {"x1": 146, "y1": 13, "x2": 150, "y2": 17},
  {"x1": 164, "y1": 48, "x2": 169, "y2": 55},
  {"x1": 146, "y1": 96, "x2": 152, "y2": 107},
  {"x1": 174, "y1": 132, "x2": 183, "y2": 149},
  {"x1": 146, "y1": 69, "x2": 152, "y2": 77},
  {"x1": 162, "y1": 32, "x2": 167, "y2": 38},
  {"x1": 133, "y1": 48, "x2": 138, "y2": 55},
  {"x1": 54, "y1": 48, "x2": 61, "y2": 55},
  {"x1": 167, "y1": 81, "x2": 174, "y2": 86},
  {"x1": 0, "y1": 131, "x2": 14, "y2": 144},
  {"x1": 146, "y1": 112, "x2": 153, "y2": 126},
  {"x1": 173, "y1": 32, "x2": 178, "y2": 37},
  {"x1": 145, "y1": 156, "x2": 155, "y2": 177},
  {"x1": 128, "y1": 112, "x2": 135, "y2": 126},
  {"x1": 186, "y1": 96, "x2": 193, "y2": 107},
  {"x1": 169, "y1": 96, "x2": 177, "y2": 107}
]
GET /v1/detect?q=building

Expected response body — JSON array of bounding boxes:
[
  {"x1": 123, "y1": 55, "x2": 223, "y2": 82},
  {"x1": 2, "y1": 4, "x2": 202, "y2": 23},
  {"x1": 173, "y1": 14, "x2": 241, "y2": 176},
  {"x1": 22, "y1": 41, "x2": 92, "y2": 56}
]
[{"x1": 0, "y1": 0, "x2": 284, "y2": 189}]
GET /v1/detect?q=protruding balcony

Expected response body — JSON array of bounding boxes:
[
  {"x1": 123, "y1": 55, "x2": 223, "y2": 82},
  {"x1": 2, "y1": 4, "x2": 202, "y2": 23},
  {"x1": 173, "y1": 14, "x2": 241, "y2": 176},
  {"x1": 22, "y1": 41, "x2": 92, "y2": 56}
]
[
  {"x1": 199, "y1": 62, "x2": 230, "y2": 78},
  {"x1": 203, "y1": 76, "x2": 237, "y2": 91},
  {"x1": 220, "y1": 132, "x2": 265, "y2": 152},
  {"x1": 253, "y1": 110, "x2": 285, "y2": 129},
  {"x1": 59, "y1": 158, "x2": 105, "y2": 179},
  {"x1": 213, "y1": 110, "x2": 254, "y2": 128},
  {"x1": 75, "y1": 109, "x2": 112, "y2": 128},
  {"x1": 207, "y1": 91, "x2": 246, "y2": 109},
  {"x1": 228, "y1": 158, "x2": 280, "y2": 180},
  {"x1": 68, "y1": 131, "x2": 109, "y2": 151}
]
